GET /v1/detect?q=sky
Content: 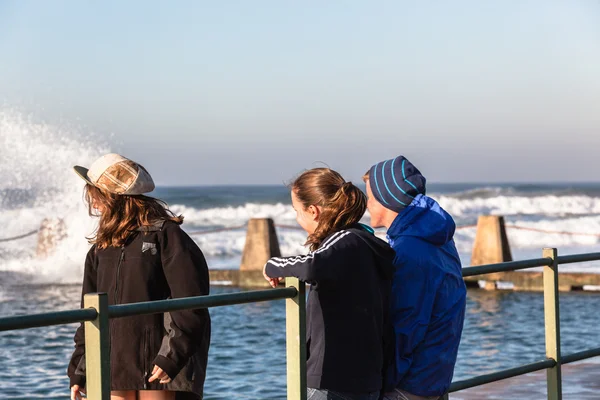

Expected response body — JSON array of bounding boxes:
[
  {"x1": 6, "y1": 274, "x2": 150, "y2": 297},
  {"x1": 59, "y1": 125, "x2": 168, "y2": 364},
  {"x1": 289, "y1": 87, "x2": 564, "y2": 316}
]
[{"x1": 0, "y1": 0, "x2": 599, "y2": 185}]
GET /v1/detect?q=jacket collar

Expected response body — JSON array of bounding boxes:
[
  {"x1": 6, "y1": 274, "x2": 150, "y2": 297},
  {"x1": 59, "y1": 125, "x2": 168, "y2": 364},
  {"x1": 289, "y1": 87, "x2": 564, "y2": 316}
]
[
  {"x1": 136, "y1": 219, "x2": 166, "y2": 232},
  {"x1": 386, "y1": 195, "x2": 420, "y2": 244}
]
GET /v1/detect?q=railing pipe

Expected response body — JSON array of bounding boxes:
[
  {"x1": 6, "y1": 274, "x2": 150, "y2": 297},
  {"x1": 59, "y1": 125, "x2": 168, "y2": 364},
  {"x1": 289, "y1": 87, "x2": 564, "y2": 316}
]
[
  {"x1": 449, "y1": 359, "x2": 556, "y2": 392},
  {"x1": 461, "y1": 258, "x2": 552, "y2": 277},
  {"x1": 0, "y1": 308, "x2": 97, "y2": 332},
  {"x1": 556, "y1": 252, "x2": 600, "y2": 265},
  {"x1": 562, "y1": 347, "x2": 600, "y2": 364},
  {"x1": 109, "y1": 288, "x2": 297, "y2": 319}
]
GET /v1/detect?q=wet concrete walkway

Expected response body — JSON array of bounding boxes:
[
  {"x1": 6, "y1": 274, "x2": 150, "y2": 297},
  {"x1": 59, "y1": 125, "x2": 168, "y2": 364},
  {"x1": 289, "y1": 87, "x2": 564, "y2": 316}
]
[{"x1": 450, "y1": 362, "x2": 599, "y2": 399}]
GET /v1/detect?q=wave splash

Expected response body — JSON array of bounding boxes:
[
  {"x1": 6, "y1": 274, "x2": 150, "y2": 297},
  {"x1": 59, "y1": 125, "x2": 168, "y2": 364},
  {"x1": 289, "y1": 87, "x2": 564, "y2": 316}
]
[{"x1": 0, "y1": 108, "x2": 110, "y2": 282}]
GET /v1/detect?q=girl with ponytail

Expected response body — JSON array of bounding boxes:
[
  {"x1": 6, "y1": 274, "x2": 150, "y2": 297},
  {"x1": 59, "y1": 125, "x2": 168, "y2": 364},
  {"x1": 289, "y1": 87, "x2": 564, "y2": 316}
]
[{"x1": 263, "y1": 168, "x2": 395, "y2": 400}]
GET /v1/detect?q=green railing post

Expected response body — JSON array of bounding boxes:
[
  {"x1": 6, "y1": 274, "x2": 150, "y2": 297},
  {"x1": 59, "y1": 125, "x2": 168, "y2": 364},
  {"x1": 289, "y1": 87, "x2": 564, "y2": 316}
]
[
  {"x1": 440, "y1": 393, "x2": 449, "y2": 400},
  {"x1": 84, "y1": 293, "x2": 111, "y2": 400},
  {"x1": 286, "y1": 277, "x2": 307, "y2": 400},
  {"x1": 543, "y1": 248, "x2": 562, "y2": 400}
]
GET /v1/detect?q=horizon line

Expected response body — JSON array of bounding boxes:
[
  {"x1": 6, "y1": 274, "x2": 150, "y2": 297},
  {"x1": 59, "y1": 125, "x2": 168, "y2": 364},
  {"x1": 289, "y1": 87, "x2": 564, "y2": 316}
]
[{"x1": 153, "y1": 180, "x2": 600, "y2": 189}]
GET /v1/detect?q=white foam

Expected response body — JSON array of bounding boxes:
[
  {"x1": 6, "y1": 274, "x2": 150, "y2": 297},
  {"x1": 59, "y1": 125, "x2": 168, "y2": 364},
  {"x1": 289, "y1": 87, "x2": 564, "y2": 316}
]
[
  {"x1": 496, "y1": 281, "x2": 515, "y2": 290},
  {"x1": 453, "y1": 215, "x2": 600, "y2": 254},
  {"x1": 0, "y1": 108, "x2": 109, "y2": 283},
  {"x1": 210, "y1": 280, "x2": 234, "y2": 286},
  {"x1": 438, "y1": 194, "x2": 600, "y2": 219},
  {"x1": 171, "y1": 203, "x2": 298, "y2": 228},
  {"x1": 187, "y1": 226, "x2": 308, "y2": 259},
  {"x1": 175, "y1": 198, "x2": 600, "y2": 258}
]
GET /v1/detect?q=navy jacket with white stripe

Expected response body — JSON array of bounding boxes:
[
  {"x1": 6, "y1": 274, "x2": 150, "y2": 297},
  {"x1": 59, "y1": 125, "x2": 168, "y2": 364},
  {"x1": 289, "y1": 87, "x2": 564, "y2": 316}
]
[{"x1": 265, "y1": 224, "x2": 395, "y2": 393}]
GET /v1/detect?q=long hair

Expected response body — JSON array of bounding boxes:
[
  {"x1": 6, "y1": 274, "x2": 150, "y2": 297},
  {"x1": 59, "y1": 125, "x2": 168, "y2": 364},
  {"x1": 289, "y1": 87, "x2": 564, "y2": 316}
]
[
  {"x1": 292, "y1": 168, "x2": 366, "y2": 251},
  {"x1": 84, "y1": 184, "x2": 183, "y2": 249}
]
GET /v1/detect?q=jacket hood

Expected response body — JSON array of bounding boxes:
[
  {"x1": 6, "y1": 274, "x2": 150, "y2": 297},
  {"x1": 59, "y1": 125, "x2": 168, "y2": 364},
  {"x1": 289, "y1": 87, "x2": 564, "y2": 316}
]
[
  {"x1": 351, "y1": 224, "x2": 396, "y2": 280},
  {"x1": 387, "y1": 195, "x2": 456, "y2": 246}
]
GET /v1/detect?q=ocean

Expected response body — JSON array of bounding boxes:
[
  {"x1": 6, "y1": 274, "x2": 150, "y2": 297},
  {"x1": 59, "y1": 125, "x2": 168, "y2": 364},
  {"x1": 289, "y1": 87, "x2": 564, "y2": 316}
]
[
  {"x1": 1, "y1": 110, "x2": 600, "y2": 398},
  {"x1": 3, "y1": 182, "x2": 600, "y2": 281}
]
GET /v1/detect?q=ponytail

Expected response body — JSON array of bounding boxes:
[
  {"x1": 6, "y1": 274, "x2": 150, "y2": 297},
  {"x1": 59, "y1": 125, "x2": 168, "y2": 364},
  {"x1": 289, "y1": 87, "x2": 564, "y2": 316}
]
[{"x1": 291, "y1": 168, "x2": 367, "y2": 251}]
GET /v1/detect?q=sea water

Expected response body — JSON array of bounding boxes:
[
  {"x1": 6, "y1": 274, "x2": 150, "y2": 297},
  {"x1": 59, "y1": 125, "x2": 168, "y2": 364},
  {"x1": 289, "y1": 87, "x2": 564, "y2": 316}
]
[{"x1": 1, "y1": 108, "x2": 599, "y2": 399}]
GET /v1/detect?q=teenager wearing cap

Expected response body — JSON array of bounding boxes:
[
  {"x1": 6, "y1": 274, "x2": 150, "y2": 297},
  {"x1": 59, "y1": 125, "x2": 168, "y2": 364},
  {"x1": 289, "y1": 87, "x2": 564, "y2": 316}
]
[
  {"x1": 67, "y1": 154, "x2": 211, "y2": 400},
  {"x1": 363, "y1": 156, "x2": 466, "y2": 400}
]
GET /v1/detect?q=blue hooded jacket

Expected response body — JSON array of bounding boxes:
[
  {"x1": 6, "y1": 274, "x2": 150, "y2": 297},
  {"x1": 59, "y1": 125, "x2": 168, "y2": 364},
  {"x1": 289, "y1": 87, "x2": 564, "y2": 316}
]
[{"x1": 385, "y1": 194, "x2": 466, "y2": 396}]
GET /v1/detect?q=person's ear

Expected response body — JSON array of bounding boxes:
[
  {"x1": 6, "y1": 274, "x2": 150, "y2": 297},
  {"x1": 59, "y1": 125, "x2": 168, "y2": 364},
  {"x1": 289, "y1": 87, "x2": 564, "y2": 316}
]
[{"x1": 307, "y1": 205, "x2": 320, "y2": 222}]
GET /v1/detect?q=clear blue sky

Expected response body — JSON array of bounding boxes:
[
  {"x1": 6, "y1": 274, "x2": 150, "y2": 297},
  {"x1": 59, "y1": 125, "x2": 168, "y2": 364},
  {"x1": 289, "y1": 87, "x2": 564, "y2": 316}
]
[{"x1": 1, "y1": 1, "x2": 599, "y2": 185}]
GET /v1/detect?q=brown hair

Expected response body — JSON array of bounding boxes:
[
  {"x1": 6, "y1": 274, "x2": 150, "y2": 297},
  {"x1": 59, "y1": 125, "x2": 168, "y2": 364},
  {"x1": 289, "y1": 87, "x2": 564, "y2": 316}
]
[
  {"x1": 362, "y1": 170, "x2": 370, "y2": 182},
  {"x1": 292, "y1": 168, "x2": 366, "y2": 251},
  {"x1": 85, "y1": 184, "x2": 183, "y2": 249}
]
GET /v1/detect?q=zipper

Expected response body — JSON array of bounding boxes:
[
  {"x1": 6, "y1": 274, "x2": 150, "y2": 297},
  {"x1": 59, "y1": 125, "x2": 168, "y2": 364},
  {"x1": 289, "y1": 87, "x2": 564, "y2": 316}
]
[
  {"x1": 142, "y1": 329, "x2": 149, "y2": 389},
  {"x1": 114, "y1": 246, "x2": 125, "y2": 303}
]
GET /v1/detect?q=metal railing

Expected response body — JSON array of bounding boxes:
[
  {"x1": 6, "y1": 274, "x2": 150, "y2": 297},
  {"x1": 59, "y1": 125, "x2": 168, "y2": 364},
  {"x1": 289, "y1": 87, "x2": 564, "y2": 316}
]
[
  {"x1": 1, "y1": 248, "x2": 600, "y2": 399},
  {"x1": 441, "y1": 248, "x2": 600, "y2": 400},
  {"x1": 0, "y1": 278, "x2": 307, "y2": 400}
]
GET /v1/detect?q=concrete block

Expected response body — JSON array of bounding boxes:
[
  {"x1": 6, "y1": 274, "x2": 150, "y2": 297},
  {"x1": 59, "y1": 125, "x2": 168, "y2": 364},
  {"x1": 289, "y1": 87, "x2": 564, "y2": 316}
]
[
  {"x1": 471, "y1": 215, "x2": 512, "y2": 266},
  {"x1": 240, "y1": 218, "x2": 281, "y2": 271}
]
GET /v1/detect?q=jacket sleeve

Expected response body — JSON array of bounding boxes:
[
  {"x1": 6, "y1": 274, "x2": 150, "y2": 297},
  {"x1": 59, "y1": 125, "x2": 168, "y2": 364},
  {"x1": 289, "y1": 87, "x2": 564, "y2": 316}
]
[
  {"x1": 153, "y1": 223, "x2": 211, "y2": 380},
  {"x1": 67, "y1": 246, "x2": 98, "y2": 388},
  {"x1": 387, "y1": 252, "x2": 441, "y2": 387},
  {"x1": 264, "y1": 230, "x2": 354, "y2": 284}
]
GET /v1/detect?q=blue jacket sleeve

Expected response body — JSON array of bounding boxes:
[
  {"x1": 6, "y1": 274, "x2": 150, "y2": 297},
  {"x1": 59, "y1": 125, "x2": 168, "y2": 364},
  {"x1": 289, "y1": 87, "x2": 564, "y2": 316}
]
[{"x1": 388, "y1": 252, "x2": 442, "y2": 385}]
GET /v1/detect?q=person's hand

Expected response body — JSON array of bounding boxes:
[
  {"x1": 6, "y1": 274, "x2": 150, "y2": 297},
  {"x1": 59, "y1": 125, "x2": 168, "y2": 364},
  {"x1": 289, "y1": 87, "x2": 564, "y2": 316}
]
[
  {"x1": 70, "y1": 385, "x2": 85, "y2": 400},
  {"x1": 263, "y1": 264, "x2": 282, "y2": 288},
  {"x1": 148, "y1": 365, "x2": 172, "y2": 384}
]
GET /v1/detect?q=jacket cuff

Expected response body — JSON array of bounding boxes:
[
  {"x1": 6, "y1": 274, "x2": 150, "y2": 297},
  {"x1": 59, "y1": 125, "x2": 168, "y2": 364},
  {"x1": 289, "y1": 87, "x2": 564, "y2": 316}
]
[
  {"x1": 69, "y1": 374, "x2": 86, "y2": 388},
  {"x1": 265, "y1": 262, "x2": 285, "y2": 278},
  {"x1": 153, "y1": 355, "x2": 181, "y2": 380}
]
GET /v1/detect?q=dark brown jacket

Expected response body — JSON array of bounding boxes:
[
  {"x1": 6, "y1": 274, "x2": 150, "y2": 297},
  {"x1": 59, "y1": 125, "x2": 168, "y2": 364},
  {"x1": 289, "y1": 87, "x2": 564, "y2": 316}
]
[{"x1": 67, "y1": 220, "x2": 211, "y2": 398}]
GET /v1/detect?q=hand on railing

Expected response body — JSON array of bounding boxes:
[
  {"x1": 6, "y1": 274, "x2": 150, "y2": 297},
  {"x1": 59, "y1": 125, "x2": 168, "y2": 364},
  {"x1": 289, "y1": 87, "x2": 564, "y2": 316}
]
[{"x1": 263, "y1": 264, "x2": 283, "y2": 288}]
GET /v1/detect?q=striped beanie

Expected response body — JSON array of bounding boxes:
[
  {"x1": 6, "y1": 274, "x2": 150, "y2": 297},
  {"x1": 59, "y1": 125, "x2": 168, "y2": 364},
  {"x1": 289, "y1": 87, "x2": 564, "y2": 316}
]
[{"x1": 368, "y1": 155, "x2": 426, "y2": 213}]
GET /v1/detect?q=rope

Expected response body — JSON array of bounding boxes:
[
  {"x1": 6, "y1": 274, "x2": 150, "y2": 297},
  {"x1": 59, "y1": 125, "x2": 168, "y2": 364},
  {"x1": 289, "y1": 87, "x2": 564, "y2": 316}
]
[
  {"x1": 2, "y1": 221, "x2": 599, "y2": 243},
  {"x1": 187, "y1": 224, "x2": 247, "y2": 236},
  {"x1": 147, "y1": 223, "x2": 600, "y2": 238},
  {"x1": 187, "y1": 223, "x2": 305, "y2": 236},
  {"x1": 275, "y1": 224, "x2": 305, "y2": 230},
  {"x1": 455, "y1": 224, "x2": 477, "y2": 230},
  {"x1": 505, "y1": 225, "x2": 600, "y2": 237},
  {"x1": 0, "y1": 229, "x2": 39, "y2": 243},
  {"x1": 454, "y1": 224, "x2": 600, "y2": 237}
]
